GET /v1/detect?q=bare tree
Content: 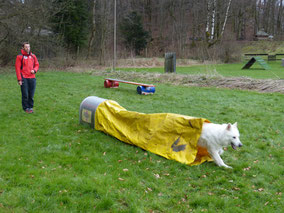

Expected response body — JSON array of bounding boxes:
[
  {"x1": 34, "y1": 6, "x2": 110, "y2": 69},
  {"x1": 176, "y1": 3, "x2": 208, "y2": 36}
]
[
  {"x1": 220, "y1": 0, "x2": 232, "y2": 38},
  {"x1": 276, "y1": 0, "x2": 283, "y2": 37},
  {"x1": 96, "y1": 0, "x2": 112, "y2": 65},
  {"x1": 87, "y1": 0, "x2": 97, "y2": 59}
]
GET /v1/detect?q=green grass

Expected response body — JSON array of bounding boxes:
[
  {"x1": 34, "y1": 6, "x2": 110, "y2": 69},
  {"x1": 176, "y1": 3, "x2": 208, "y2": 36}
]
[
  {"x1": 117, "y1": 61, "x2": 284, "y2": 79},
  {"x1": 0, "y1": 70, "x2": 283, "y2": 212}
]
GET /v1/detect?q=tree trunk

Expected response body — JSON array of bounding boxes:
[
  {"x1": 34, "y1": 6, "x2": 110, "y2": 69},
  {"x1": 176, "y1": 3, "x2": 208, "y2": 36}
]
[
  {"x1": 211, "y1": 0, "x2": 216, "y2": 40},
  {"x1": 220, "y1": 0, "x2": 232, "y2": 38},
  {"x1": 276, "y1": 0, "x2": 283, "y2": 35},
  {"x1": 206, "y1": 0, "x2": 210, "y2": 34},
  {"x1": 87, "y1": 0, "x2": 97, "y2": 59}
]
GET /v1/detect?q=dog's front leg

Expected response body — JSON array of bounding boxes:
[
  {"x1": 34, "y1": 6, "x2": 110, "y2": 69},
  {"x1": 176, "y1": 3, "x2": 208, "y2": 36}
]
[
  {"x1": 209, "y1": 150, "x2": 232, "y2": 169},
  {"x1": 218, "y1": 148, "x2": 224, "y2": 155}
]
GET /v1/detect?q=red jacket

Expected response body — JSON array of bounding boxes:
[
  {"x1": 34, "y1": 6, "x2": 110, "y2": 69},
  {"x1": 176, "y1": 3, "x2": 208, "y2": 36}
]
[{"x1": 15, "y1": 49, "x2": 39, "y2": 81}]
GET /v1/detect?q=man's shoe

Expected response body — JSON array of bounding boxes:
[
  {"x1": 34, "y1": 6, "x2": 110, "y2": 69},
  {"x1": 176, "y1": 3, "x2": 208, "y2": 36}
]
[
  {"x1": 25, "y1": 108, "x2": 31, "y2": 113},
  {"x1": 29, "y1": 108, "x2": 34, "y2": 113}
]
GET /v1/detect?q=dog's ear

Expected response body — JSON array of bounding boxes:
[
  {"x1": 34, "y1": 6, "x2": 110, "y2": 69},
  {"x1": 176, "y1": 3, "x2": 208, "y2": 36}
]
[
  {"x1": 226, "y1": 123, "x2": 232, "y2": 130},
  {"x1": 233, "y1": 122, "x2": 238, "y2": 127}
]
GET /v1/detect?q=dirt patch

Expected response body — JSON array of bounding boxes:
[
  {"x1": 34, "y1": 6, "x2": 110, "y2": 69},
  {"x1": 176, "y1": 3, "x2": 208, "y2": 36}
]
[
  {"x1": 113, "y1": 58, "x2": 214, "y2": 67},
  {"x1": 61, "y1": 58, "x2": 217, "y2": 71},
  {"x1": 92, "y1": 70, "x2": 284, "y2": 94}
]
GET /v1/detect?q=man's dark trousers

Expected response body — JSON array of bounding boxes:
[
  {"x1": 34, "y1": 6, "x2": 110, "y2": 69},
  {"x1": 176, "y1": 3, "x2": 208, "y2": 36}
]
[{"x1": 21, "y1": 77, "x2": 36, "y2": 110}]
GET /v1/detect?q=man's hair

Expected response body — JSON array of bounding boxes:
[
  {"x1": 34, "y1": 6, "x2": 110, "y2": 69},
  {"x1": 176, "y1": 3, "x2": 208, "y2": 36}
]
[{"x1": 22, "y1": 42, "x2": 30, "y2": 48}]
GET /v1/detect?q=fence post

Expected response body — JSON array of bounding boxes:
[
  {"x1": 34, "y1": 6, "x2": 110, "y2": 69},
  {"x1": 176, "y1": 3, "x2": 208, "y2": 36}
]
[
  {"x1": 282, "y1": 59, "x2": 284, "y2": 67},
  {"x1": 164, "y1": 52, "x2": 176, "y2": 73}
]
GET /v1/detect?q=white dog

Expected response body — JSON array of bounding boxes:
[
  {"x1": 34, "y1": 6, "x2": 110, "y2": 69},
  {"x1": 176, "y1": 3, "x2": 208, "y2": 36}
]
[{"x1": 198, "y1": 122, "x2": 243, "y2": 168}]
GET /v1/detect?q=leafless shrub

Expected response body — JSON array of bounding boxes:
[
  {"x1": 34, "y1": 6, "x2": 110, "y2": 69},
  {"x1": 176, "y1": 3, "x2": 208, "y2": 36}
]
[{"x1": 216, "y1": 41, "x2": 242, "y2": 63}]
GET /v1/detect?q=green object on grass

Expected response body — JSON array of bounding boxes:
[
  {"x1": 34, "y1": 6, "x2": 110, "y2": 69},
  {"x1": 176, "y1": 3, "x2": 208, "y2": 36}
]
[{"x1": 242, "y1": 56, "x2": 270, "y2": 70}]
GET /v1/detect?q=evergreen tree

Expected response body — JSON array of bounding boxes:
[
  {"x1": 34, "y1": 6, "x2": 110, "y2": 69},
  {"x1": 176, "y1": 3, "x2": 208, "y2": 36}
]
[
  {"x1": 52, "y1": 0, "x2": 90, "y2": 53},
  {"x1": 119, "y1": 11, "x2": 150, "y2": 55}
]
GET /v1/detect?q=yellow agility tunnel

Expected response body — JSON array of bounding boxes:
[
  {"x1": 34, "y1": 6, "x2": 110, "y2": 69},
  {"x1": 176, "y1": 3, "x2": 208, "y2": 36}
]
[{"x1": 79, "y1": 96, "x2": 212, "y2": 166}]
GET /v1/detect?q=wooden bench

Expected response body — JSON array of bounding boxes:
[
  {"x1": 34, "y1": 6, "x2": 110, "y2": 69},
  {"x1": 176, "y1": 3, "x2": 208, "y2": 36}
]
[{"x1": 104, "y1": 78, "x2": 156, "y2": 95}]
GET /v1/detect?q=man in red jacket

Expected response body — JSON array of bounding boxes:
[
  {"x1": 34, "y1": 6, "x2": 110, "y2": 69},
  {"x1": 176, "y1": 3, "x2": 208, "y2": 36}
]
[{"x1": 15, "y1": 42, "x2": 39, "y2": 113}]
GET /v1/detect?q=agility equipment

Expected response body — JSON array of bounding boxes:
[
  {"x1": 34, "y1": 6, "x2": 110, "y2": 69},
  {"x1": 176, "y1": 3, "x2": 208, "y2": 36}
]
[
  {"x1": 79, "y1": 96, "x2": 106, "y2": 127},
  {"x1": 242, "y1": 56, "x2": 270, "y2": 70},
  {"x1": 104, "y1": 78, "x2": 156, "y2": 95},
  {"x1": 79, "y1": 96, "x2": 212, "y2": 166}
]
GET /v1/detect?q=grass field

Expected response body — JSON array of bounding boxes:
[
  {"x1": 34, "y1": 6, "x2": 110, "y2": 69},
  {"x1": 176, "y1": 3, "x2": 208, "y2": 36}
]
[
  {"x1": 117, "y1": 61, "x2": 284, "y2": 79},
  {"x1": 0, "y1": 70, "x2": 283, "y2": 212}
]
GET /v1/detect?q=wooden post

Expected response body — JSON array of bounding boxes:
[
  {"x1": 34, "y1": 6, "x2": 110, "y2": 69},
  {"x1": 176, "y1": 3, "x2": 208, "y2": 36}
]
[
  {"x1": 282, "y1": 59, "x2": 284, "y2": 67},
  {"x1": 164, "y1": 52, "x2": 176, "y2": 73}
]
